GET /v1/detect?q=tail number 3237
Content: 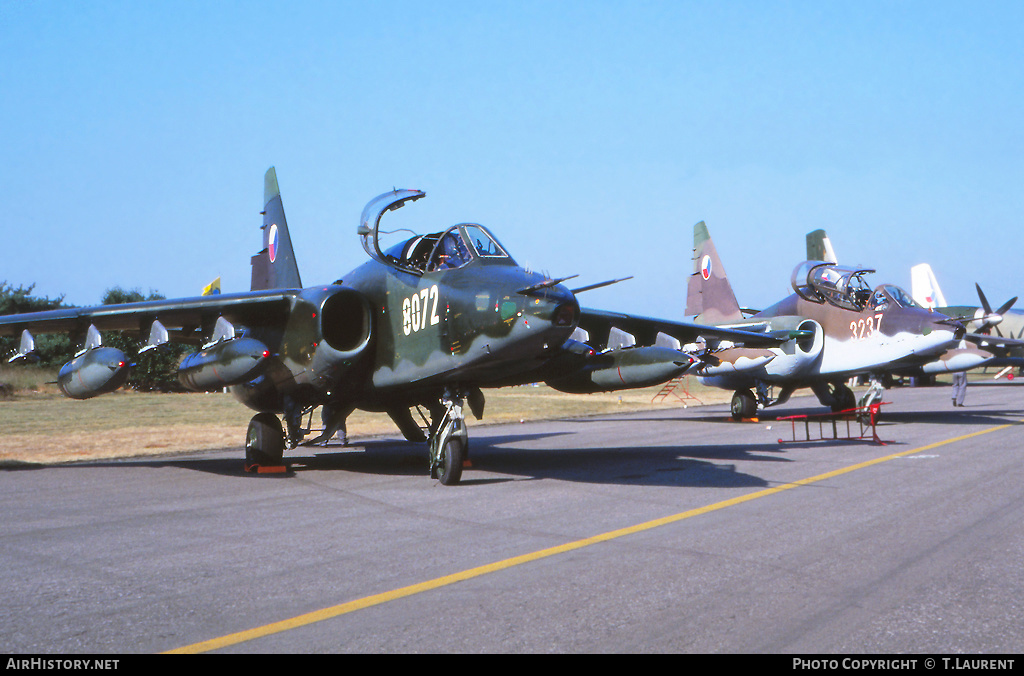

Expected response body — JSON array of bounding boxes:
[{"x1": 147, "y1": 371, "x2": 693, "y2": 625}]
[{"x1": 402, "y1": 285, "x2": 441, "y2": 335}]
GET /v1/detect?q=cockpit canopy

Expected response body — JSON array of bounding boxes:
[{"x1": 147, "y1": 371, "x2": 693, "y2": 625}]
[
  {"x1": 791, "y1": 261, "x2": 876, "y2": 311},
  {"x1": 358, "y1": 189, "x2": 514, "y2": 275},
  {"x1": 384, "y1": 223, "x2": 513, "y2": 273}
]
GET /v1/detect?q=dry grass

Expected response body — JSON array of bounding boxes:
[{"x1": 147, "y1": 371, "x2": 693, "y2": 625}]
[{"x1": 0, "y1": 379, "x2": 731, "y2": 466}]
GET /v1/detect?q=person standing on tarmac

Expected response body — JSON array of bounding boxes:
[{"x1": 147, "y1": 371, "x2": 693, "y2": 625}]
[{"x1": 952, "y1": 371, "x2": 968, "y2": 407}]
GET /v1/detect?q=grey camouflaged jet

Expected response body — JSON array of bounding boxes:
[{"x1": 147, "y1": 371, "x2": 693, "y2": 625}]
[
  {"x1": 808, "y1": 229, "x2": 1024, "y2": 383},
  {"x1": 685, "y1": 222, "x2": 970, "y2": 420}
]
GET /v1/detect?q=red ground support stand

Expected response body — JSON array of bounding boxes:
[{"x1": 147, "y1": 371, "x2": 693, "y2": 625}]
[
  {"x1": 776, "y1": 402, "x2": 888, "y2": 445},
  {"x1": 651, "y1": 377, "x2": 703, "y2": 407}
]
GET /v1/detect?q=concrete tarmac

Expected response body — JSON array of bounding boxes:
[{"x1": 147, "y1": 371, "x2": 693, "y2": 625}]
[{"x1": 1, "y1": 381, "x2": 1022, "y2": 654}]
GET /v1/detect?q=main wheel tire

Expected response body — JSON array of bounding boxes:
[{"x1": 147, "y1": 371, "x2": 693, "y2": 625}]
[
  {"x1": 731, "y1": 390, "x2": 757, "y2": 420},
  {"x1": 246, "y1": 412, "x2": 285, "y2": 468},
  {"x1": 436, "y1": 436, "x2": 465, "y2": 486},
  {"x1": 831, "y1": 384, "x2": 857, "y2": 412}
]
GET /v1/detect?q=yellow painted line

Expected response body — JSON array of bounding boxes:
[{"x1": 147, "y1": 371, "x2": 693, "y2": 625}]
[{"x1": 166, "y1": 420, "x2": 1020, "y2": 654}]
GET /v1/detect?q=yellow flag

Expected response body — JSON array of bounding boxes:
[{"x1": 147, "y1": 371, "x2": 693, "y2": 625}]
[{"x1": 201, "y1": 277, "x2": 221, "y2": 295}]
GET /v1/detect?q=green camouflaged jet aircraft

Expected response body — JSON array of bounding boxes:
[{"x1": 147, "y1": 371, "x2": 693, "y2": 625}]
[{"x1": 1, "y1": 168, "x2": 783, "y2": 484}]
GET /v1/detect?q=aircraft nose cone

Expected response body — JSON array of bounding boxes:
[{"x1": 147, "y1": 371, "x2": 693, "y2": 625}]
[{"x1": 526, "y1": 285, "x2": 580, "y2": 327}]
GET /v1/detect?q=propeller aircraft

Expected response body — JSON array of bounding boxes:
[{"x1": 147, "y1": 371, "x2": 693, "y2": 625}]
[
  {"x1": 686, "y1": 222, "x2": 969, "y2": 419},
  {"x1": 910, "y1": 262, "x2": 1024, "y2": 341},
  {"x1": 1, "y1": 168, "x2": 784, "y2": 484}
]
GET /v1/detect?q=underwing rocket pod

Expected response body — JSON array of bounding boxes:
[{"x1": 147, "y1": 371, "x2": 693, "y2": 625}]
[
  {"x1": 177, "y1": 338, "x2": 271, "y2": 392},
  {"x1": 57, "y1": 347, "x2": 130, "y2": 400},
  {"x1": 546, "y1": 346, "x2": 695, "y2": 394}
]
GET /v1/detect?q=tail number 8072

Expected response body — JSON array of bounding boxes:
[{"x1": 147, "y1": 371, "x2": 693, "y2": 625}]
[{"x1": 402, "y1": 285, "x2": 441, "y2": 336}]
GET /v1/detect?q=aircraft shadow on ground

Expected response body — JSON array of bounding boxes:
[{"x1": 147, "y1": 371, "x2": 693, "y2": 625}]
[
  {"x1": 19, "y1": 429, "x2": 797, "y2": 489},
  {"x1": 285, "y1": 434, "x2": 786, "y2": 489},
  {"x1": 592, "y1": 403, "x2": 1024, "y2": 429},
  {"x1": 878, "y1": 408, "x2": 1024, "y2": 426}
]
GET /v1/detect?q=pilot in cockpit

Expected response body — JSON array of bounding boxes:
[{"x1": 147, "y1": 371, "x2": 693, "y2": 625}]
[
  {"x1": 852, "y1": 286, "x2": 872, "y2": 307},
  {"x1": 432, "y1": 231, "x2": 470, "y2": 270}
]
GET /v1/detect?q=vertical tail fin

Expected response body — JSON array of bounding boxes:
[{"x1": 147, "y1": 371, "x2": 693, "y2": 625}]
[
  {"x1": 685, "y1": 221, "x2": 743, "y2": 324},
  {"x1": 911, "y1": 263, "x2": 947, "y2": 309},
  {"x1": 251, "y1": 167, "x2": 303, "y2": 291},
  {"x1": 805, "y1": 229, "x2": 838, "y2": 264}
]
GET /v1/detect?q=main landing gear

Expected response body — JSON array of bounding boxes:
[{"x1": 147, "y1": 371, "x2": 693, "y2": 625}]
[
  {"x1": 245, "y1": 412, "x2": 285, "y2": 470},
  {"x1": 242, "y1": 388, "x2": 479, "y2": 485},
  {"x1": 829, "y1": 383, "x2": 858, "y2": 413},
  {"x1": 730, "y1": 390, "x2": 757, "y2": 420},
  {"x1": 730, "y1": 381, "x2": 794, "y2": 420}
]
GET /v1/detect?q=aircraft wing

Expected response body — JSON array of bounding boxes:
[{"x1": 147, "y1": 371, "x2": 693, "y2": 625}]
[
  {"x1": 576, "y1": 307, "x2": 790, "y2": 351},
  {"x1": 0, "y1": 290, "x2": 298, "y2": 344},
  {"x1": 964, "y1": 332, "x2": 1024, "y2": 357}
]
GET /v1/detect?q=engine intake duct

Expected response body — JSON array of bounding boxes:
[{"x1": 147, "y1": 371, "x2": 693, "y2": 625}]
[{"x1": 306, "y1": 287, "x2": 373, "y2": 390}]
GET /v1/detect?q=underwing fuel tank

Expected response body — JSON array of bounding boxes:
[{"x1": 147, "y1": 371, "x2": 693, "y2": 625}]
[
  {"x1": 177, "y1": 338, "x2": 271, "y2": 392},
  {"x1": 921, "y1": 346, "x2": 993, "y2": 374},
  {"x1": 57, "y1": 347, "x2": 130, "y2": 400},
  {"x1": 546, "y1": 346, "x2": 695, "y2": 394}
]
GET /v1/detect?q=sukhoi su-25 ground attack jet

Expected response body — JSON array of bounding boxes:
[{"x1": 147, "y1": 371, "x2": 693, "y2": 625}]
[
  {"x1": 1, "y1": 168, "x2": 786, "y2": 484},
  {"x1": 685, "y1": 222, "x2": 968, "y2": 420},
  {"x1": 807, "y1": 229, "x2": 1024, "y2": 382}
]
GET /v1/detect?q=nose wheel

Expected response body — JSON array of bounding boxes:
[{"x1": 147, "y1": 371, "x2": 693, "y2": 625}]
[
  {"x1": 433, "y1": 435, "x2": 466, "y2": 486},
  {"x1": 429, "y1": 390, "x2": 469, "y2": 485}
]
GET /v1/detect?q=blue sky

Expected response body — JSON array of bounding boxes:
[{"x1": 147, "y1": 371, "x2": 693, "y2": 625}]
[{"x1": 3, "y1": 1, "x2": 1022, "y2": 318}]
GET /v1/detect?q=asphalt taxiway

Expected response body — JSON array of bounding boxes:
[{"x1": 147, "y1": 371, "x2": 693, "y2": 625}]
[{"x1": 2, "y1": 381, "x2": 1022, "y2": 653}]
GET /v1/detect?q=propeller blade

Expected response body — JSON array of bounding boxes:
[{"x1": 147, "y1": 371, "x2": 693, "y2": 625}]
[
  {"x1": 996, "y1": 296, "x2": 1018, "y2": 316},
  {"x1": 974, "y1": 284, "x2": 1016, "y2": 335},
  {"x1": 976, "y1": 283, "x2": 993, "y2": 314}
]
